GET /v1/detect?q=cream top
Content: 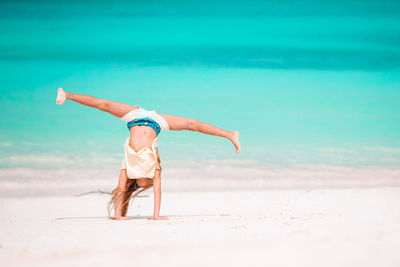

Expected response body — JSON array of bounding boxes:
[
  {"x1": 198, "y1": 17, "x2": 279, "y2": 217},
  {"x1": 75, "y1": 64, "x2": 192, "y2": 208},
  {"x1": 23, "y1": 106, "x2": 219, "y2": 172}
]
[{"x1": 121, "y1": 137, "x2": 160, "y2": 179}]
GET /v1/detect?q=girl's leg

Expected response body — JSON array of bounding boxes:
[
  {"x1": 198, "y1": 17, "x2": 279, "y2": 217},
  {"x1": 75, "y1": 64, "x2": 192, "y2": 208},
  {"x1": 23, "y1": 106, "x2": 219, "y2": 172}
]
[
  {"x1": 56, "y1": 88, "x2": 138, "y2": 118},
  {"x1": 161, "y1": 114, "x2": 241, "y2": 153}
]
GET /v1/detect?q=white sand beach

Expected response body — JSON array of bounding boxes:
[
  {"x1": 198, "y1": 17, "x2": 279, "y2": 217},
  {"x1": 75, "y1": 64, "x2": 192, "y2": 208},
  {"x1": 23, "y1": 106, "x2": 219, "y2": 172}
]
[
  {"x1": 1, "y1": 186, "x2": 400, "y2": 267},
  {"x1": 2, "y1": 0, "x2": 400, "y2": 266}
]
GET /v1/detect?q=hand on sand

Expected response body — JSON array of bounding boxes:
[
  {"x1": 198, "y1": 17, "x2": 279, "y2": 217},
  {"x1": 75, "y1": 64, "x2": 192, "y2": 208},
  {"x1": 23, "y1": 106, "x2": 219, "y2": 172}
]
[
  {"x1": 114, "y1": 216, "x2": 132, "y2": 220},
  {"x1": 147, "y1": 216, "x2": 169, "y2": 220},
  {"x1": 56, "y1": 88, "x2": 67, "y2": 105}
]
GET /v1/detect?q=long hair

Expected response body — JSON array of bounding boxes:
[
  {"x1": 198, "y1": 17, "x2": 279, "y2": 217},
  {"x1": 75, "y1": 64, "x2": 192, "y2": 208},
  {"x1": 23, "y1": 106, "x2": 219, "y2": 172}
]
[
  {"x1": 108, "y1": 147, "x2": 161, "y2": 218},
  {"x1": 107, "y1": 180, "x2": 153, "y2": 218}
]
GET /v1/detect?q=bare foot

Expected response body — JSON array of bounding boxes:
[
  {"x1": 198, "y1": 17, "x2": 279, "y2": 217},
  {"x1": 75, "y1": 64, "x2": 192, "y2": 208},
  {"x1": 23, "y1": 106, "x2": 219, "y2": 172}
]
[
  {"x1": 230, "y1": 131, "x2": 241, "y2": 153},
  {"x1": 56, "y1": 88, "x2": 67, "y2": 105},
  {"x1": 114, "y1": 216, "x2": 132, "y2": 220}
]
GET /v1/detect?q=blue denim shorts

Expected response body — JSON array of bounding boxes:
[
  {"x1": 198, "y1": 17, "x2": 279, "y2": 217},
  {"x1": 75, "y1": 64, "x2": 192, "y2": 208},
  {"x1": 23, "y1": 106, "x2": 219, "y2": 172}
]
[{"x1": 127, "y1": 117, "x2": 161, "y2": 135}]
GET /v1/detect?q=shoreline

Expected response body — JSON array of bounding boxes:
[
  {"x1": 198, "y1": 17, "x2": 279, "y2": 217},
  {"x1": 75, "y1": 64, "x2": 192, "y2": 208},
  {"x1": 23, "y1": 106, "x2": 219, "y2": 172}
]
[{"x1": 1, "y1": 164, "x2": 399, "y2": 198}]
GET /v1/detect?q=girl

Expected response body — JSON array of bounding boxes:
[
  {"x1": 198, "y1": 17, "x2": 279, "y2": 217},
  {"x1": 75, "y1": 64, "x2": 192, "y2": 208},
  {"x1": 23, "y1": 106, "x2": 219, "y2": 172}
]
[{"x1": 56, "y1": 88, "x2": 240, "y2": 220}]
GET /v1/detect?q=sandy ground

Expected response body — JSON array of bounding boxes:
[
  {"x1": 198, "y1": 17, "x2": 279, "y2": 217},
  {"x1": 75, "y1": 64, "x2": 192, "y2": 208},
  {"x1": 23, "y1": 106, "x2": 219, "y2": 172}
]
[{"x1": 1, "y1": 188, "x2": 400, "y2": 267}]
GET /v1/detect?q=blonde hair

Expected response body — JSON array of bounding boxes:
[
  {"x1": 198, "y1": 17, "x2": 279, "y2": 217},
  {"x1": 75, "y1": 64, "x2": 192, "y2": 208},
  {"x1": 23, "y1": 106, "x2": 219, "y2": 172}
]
[
  {"x1": 107, "y1": 180, "x2": 153, "y2": 217},
  {"x1": 108, "y1": 147, "x2": 161, "y2": 217}
]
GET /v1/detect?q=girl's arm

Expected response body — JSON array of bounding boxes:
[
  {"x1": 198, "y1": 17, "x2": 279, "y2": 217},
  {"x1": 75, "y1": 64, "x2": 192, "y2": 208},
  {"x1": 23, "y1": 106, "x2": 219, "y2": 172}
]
[{"x1": 150, "y1": 168, "x2": 169, "y2": 220}]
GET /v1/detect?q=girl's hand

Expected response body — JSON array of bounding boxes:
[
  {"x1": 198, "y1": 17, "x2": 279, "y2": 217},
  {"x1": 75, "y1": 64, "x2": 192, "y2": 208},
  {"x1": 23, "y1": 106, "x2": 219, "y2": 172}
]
[
  {"x1": 114, "y1": 216, "x2": 132, "y2": 220},
  {"x1": 147, "y1": 216, "x2": 169, "y2": 220}
]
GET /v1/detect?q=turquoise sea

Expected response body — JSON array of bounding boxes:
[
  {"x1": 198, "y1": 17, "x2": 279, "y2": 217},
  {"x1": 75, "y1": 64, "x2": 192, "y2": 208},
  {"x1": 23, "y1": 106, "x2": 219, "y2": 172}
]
[{"x1": 1, "y1": 0, "x2": 400, "y2": 170}]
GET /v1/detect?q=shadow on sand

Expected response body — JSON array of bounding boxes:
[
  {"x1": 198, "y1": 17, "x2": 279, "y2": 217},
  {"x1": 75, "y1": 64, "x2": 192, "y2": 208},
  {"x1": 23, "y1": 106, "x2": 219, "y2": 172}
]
[{"x1": 54, "y1": 214, "x2": 231, "y2": 220}]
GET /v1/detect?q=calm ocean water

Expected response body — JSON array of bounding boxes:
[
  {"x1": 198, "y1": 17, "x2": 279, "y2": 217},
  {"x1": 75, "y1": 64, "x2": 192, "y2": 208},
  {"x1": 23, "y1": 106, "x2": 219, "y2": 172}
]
[{"x1": 1, "y1": 0, "x2": 400, "y2": 170}]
